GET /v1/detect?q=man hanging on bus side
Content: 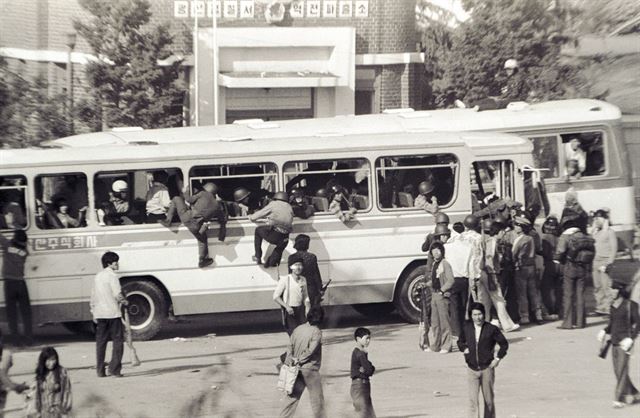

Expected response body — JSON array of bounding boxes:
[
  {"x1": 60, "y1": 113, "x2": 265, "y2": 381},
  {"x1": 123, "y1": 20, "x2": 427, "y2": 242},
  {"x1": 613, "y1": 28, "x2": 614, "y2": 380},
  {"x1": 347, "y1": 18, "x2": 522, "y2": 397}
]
[
  {"x1": 160, "y1": 182, "x2": 227, "y2": 268},
  {"x1": 250, "y1": 191, "x2": 294, "y2": 268}
]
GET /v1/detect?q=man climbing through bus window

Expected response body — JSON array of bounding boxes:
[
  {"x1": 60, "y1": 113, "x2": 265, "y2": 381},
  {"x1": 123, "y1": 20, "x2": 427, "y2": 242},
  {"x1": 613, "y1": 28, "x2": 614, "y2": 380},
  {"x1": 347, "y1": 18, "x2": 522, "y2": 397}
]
[
  {"x1": 161, "y1": 182, "x2": 227, "y2": 268},
  {"x1": 250, "y1": 191, "x2": 294, "y2": 268}
]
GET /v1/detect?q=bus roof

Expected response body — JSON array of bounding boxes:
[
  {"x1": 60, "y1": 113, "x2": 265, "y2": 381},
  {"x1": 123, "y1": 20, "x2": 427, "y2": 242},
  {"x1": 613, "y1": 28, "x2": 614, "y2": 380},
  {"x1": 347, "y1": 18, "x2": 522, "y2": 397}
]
[
  {"x1": 49, "y1": 99, "x2": 621, "y2": 148},
  {"x1": 2, "y1": 131, "x2": 532, "y2": 169}
]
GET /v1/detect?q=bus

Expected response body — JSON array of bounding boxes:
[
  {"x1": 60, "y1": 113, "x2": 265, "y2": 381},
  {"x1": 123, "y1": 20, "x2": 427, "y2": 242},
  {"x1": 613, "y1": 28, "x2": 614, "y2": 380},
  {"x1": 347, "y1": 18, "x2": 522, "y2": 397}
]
[
  {"x1": 52, "y1": 99, "x2": 635, "y2": 249},
  {"x1": 1, "y1": 129, "x2": 545, "y2": 340}
]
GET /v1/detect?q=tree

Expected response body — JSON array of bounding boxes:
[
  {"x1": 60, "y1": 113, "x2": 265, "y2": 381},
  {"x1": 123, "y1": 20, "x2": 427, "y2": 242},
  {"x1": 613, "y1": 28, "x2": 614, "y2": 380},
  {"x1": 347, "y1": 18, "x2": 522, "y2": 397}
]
[
  {"x1": 437, "y1": 0, "x2": 584, "y2": 106},
  {"x1": 74, "y1": 0, "x2": 184, "y2": 130}
]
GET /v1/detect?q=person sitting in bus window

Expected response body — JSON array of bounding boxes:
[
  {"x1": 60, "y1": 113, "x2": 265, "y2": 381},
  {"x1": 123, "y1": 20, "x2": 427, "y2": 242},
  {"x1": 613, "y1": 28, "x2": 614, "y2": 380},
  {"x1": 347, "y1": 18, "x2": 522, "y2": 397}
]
[
  {"x1": 249, "y1": 191, "x2": 293, "y2": 268},
  {"x1": 145, "y1": 171, "x2": 171, "y2": 223},
  {"x1": 1, "y1": 190, "x2": 26, "y2": 230},
  {"x1": 414, "y1": 179, "x2": 439, "y2": 214},
  {"x1": 564, "y1": 138, "x2": 586, "y2": 180},
  {"x1": 97, "y1": 180, "x2": 136, "y2": 226},
  {"x1": 329, "y1": 185, "x2": 356, "y2": 223},
  {"x1": 54, "y1": 198, "x2": 87, "y2": 228},
  {"x1": 233, "y1": 187, "x2": 255, "y2": 217},
  {"x1": 290, "y1": 188, "x2": 315, "y2": 219},
  {"x1": 161, "y1": 182, "x2": 227, "y2": 268}
]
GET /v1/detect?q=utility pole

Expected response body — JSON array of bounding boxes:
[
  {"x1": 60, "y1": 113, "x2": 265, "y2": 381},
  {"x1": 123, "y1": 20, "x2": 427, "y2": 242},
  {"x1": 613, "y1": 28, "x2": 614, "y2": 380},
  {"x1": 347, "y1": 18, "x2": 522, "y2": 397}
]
[{"x1": 66, "y1": 32, "x2": 77, "y2": 133}]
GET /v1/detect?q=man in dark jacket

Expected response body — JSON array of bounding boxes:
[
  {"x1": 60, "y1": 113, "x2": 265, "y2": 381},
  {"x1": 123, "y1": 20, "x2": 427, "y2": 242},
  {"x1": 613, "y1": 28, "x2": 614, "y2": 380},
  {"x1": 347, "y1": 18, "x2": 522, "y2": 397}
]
[
  {"x1": 161, "y1": 182, "x2": 227, "y2": 268},
  {"x1": 458, "y1": 302, "x2": 509, "y2": 418}
]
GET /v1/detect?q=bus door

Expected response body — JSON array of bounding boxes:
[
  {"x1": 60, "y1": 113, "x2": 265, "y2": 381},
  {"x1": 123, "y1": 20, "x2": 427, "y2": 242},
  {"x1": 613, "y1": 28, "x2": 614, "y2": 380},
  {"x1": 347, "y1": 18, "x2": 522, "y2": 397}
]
[{"x1": 470, "y1": 160, "x2": 516, "y2": 213}]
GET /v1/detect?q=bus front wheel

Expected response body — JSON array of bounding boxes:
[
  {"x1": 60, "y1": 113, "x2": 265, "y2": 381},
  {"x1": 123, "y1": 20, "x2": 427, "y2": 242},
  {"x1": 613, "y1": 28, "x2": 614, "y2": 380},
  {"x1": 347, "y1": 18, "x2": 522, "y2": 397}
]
[
  {"x1": 394, "y1": 265, "x2": 428, "y2": 324},
  {"x1": 122, "y1": 280, "x2": 167, "y2": 341}
]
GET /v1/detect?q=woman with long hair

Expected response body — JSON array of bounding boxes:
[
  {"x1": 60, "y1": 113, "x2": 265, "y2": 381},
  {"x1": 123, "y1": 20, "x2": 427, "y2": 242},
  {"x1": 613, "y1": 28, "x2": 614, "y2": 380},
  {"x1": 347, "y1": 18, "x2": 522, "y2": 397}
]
[{"x1": 30, "y1": 347, "x2": 72, "y2": 418}]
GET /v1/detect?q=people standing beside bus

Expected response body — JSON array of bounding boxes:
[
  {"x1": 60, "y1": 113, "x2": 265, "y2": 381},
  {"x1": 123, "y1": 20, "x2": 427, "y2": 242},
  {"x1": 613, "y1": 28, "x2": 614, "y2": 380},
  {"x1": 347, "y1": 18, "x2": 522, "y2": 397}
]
[
  {"x1": 540, "y1": 216, "x2": 562, "y2": 318},
  {"x1": 0, "y1": 230, "x2": 33, "y2": 346},
  {"x1": 0, "y1": 338, "x2": 30, "y2": 414},
  {"x1": 161, "y1": 182, "x2": 227, "y2": 268},
  {"x1": 591, "y1": 209, "x2": 618, "y2": 316},
  {"x1": 422, "y1": 212, "x2": 450, "y2": 254},
  {"x1": 554, "y1": 210, "x2": 594, "y2": 329},
  {"x1": 598, "y1": 276, "x2": 640, "y2": 408},
  {"x1": 328, "y1": 185, "x2": 357, "y2": 223},
  {"x1": 280, "y1": 306, "x2": 326, "y2": 418},
  {"x1": 274, "y1": 255, "x2": 311, "y2": 336},
  {"x1": 427, "y1": 241, "x2": 454, "y2": 353},
  {"x1": 511, "y1": 216, "x2": 543, "y2": 325},
  {"x1": 28, "y1": 346, "x2": 73, "y2": 418},
  {"x1": 458, "y1": 302, "x2": 509, "y2": 418},
  {"x1": 414, "y1": 179, "x2": 439, "y2": 214},
  {"x1": 350, "y1": 327, "x2": 376, "y2": 418},
  {"x1": 288, "y1": 235, "x2": 324, "y2": 309},
  {"x1": 91, "y1": 251, "x2": 128, "y2": 378},
  {"x1": 145, "y1": 171, "x2": 171, "y2": 223},
  {"x1": 250, "y1": 192, "x2": 293, "y2": 268},
  {"x1": 482, "y1": 219, "x2": 519, "y2": 333}
]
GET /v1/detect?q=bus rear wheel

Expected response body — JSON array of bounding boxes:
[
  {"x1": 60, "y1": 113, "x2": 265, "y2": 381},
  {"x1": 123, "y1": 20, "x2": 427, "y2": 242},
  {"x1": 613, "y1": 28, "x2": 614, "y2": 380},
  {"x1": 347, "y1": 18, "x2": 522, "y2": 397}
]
[
  {"x1": 122, "y1": 280, "x2": 167, "y2": 341},
  {"x1": 394, "y1": 265, "x2": 429, "y2": 324}
]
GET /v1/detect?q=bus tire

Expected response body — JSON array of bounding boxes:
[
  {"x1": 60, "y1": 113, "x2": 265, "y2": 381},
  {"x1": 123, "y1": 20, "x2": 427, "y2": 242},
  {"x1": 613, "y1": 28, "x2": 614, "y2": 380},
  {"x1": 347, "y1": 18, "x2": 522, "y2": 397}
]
[
  {"x1": 122, "y1": 280, "x2": 167, "y2": 341},
  {"x1": 62, "y1": 321, "x2": 96, "y2": 337},
  {"x1": 351, "y1": 303, "x2": 395, "y2": 318},
  {"x1": 394, "y1": 265, "x2": 428, "y2": 324}
]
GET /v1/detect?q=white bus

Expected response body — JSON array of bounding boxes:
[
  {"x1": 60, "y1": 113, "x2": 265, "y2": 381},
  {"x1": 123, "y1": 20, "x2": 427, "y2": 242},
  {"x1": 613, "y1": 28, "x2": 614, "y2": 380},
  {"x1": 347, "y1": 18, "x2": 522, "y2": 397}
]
[
  {"x1": 2, "y1": 130, "x2": 545, "y2": 339},
  {"x1": 53, "y1": 99, "x2": 635, "y2": 249}
]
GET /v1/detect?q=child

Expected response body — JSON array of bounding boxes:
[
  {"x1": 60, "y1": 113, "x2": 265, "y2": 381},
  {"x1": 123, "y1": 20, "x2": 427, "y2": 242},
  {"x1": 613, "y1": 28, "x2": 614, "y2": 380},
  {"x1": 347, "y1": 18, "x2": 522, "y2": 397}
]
[
  {"x1": 328, "y1": 185, "x2": 356, "y2": 222},
  {"x1": 351, "y1": 327, "x2": 376, "y2": 418},
  {"x1": 29, "y1": 347, "x2": 72, "y2": 418}
]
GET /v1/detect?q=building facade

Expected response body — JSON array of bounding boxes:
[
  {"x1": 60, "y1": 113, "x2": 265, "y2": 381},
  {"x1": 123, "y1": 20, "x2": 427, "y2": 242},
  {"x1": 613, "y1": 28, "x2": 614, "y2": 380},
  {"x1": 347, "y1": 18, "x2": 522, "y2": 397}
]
[{"x1": 0, "y1": 0, "x2": 425, "y2": 128}]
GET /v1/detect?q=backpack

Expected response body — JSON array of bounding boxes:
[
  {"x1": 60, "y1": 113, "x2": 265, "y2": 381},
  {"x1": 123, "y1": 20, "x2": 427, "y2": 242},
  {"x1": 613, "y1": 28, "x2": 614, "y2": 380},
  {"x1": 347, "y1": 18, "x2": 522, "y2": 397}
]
[{"x1": 567, "y1": 232, "x2": 595, "y2": 265}]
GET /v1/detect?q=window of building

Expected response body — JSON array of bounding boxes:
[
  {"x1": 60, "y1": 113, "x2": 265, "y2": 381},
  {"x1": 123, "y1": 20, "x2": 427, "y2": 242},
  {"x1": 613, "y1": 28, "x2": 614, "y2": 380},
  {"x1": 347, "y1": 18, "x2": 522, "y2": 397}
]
[
  {"x1": 470, "y1": 160, "x2": 514, "y2": 213},
  {"x1": 375, "y1": 154, "x2": 458, "y2": 210},
  {"x1": 0, "y1": 175, "x2": 28, "y2": 230},
  {"x1": 34, "y1": 174, "x2": 88, "y2": 229},
  {"x1": 284, "y1": 158, "x2": 371, "y2": 213},
  {"x1": 190, "y1": 162, "x2": 277, "y2": 218},
  {"x1": 94, "y1": 168, "x2": 183, "y2": 226},
  {"x1": 560, "y1": 131, "x2": 606, "y2": 178},
  {"x1": 530, "y1": 135, "x2": 559, "y2": 179}
]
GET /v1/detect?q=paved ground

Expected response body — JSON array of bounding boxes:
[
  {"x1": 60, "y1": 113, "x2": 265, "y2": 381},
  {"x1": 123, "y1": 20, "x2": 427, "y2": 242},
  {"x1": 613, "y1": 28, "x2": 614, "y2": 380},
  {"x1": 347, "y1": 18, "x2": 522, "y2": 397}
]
[{"x1": 2, "y1": 295, "x2": 640, "y2": 418}]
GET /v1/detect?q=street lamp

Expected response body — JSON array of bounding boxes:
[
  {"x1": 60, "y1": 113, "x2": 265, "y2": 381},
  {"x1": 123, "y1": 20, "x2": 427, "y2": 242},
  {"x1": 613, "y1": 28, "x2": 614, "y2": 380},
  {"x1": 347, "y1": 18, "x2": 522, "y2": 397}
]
[{"x1": 66, "y1": 32, "x2": 77, "y2": 132}]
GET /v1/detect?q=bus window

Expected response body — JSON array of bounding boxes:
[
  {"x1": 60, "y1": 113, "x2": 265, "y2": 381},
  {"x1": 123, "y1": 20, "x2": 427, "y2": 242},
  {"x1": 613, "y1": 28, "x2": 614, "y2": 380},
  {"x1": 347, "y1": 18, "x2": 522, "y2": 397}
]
[
  {"x1": 375, "y1": 154, "x2": 457, "y2": 210},
  {"x1": 530, "y1": 135, "x2": 559, "y2": 179},
  {"x1": 284, "y1": 158, "x2": 371, "y2": 212},
  {"x1": 35, "y1": 174, "x2": 88, "y2": 229},
  {"x1": 560, "y1": 132, "x2": 605, "y2": 179},
  {"x1": 94, "y1": 168, "x2": 183, "y2": 226},
  {"x1": 471, "y1": 160, "x2": 514, "y2": 212},
  {"x1": 0, "y1": 175, "x2": 28, "y2": 230},
  {"x1": 190, "y1": 162, "x2": 276, "y2": 218}
]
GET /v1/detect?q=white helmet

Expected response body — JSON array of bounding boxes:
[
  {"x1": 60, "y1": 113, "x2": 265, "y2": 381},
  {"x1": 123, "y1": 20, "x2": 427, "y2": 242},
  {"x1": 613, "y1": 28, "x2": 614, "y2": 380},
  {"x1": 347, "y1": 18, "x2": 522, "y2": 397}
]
[
  {"x1": 112, "y1": 180, "x2": 129, "y2": 193},
  {"x1": 504, "y1": 59, "x2": 518, "y2": 70}
]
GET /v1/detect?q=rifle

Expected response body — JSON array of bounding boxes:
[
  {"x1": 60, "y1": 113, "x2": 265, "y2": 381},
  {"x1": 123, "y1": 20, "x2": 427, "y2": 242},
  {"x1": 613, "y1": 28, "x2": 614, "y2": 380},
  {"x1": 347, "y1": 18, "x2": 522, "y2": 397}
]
[{"x1": 122, "y1": 306, "x2": 141, "y2": 367}]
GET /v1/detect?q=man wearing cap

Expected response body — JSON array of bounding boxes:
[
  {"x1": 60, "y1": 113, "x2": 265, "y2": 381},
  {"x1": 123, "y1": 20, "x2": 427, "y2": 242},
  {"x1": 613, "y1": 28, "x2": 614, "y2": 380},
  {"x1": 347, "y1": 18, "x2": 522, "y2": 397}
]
[
  {"x1": 592, "y1": 208, "x2": 617, "y2": 315},
  {"x1": 512, "y1": 216, "x2": 543, "y2": 325},
  {"x1": 554, "y1": 209, "x2": 594, "y2": 329},
  {"x1": 161, "y1": 182, "x2": 227, "y2": 268},
  {"x1": 414, "y1": 180, "x2": 439, "y2": 214},
  {"x1": 250, "y1": 192, "x2": 294, "y2": 267}
]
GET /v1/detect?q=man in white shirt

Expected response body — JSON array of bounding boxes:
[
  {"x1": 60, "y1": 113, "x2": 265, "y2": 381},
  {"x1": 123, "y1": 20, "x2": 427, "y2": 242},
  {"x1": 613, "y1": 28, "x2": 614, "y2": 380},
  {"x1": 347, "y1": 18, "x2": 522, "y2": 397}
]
[{"x1": 91, "y1": 251, "x2": 128, "y2": 378}]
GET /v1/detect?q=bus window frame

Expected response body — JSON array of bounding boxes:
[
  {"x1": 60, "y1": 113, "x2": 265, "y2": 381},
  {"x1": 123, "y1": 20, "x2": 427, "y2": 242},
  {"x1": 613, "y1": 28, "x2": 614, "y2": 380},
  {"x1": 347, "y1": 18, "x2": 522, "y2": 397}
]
[
  {"x1": 470, "y1": 159, "x2": 515, "y2": 202},
  {"x1": 282, "y1": 157, "x2": 373, "y2": 215},
  {"x1": 525, "y1": 127, "x2": 610, "y2": 182},
  {"x1": 34, "y1": 172, "x2": 90, "y2": 231},
  {"x1": 189, "y1": 161, "x2": 278, "y2": 220},
  {"x1": 0, "y1": 175, "x2": 29, "y2": 232},
  {"x1": 374, "y1": 155, "x2": 460, "y2": 212}
]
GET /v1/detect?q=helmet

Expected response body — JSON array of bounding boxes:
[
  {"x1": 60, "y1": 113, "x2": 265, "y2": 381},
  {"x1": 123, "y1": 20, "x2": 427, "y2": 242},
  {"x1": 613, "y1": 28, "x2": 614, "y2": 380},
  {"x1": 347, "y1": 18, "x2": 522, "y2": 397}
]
[
  {"x1": 504, "y1": 59, "x2": 518, "y2": 70},
  {"x1": 291, "y1": 188, "x2": 303, "y2": 197},
  {"x1": 482, "y1": 218, "x2": 494, "y2": 232},
  {"x1": 315, "y1": 188, "x2": 328, "y2": 198},
  {"x1": 434, "y1": 224, "x2": 451, "y2": 236},
  {"x1": 203, "y1": 182, "x2": 218, "y2": 195},
  {"x1": 112, "y1": 180, "x2": 128, "y2": 193},
  {"x1": 463, "y1": 214, "x2": 479, "y2": 230},
  {"x1": 418, "y1": 180, "x2": 435, "y2": 195},
  {"x1": 330, "y1": 184, "x2": 345, "y2": 194},
  {"x1": 435, "y1": 212, "x2": 450, "y2": 224},
  {"x1": 233, "y1": 187, "x2": 251, "y2": 202},
  {"x1": 273, "y1": 191, "x2": 288, "y2": 202}
]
